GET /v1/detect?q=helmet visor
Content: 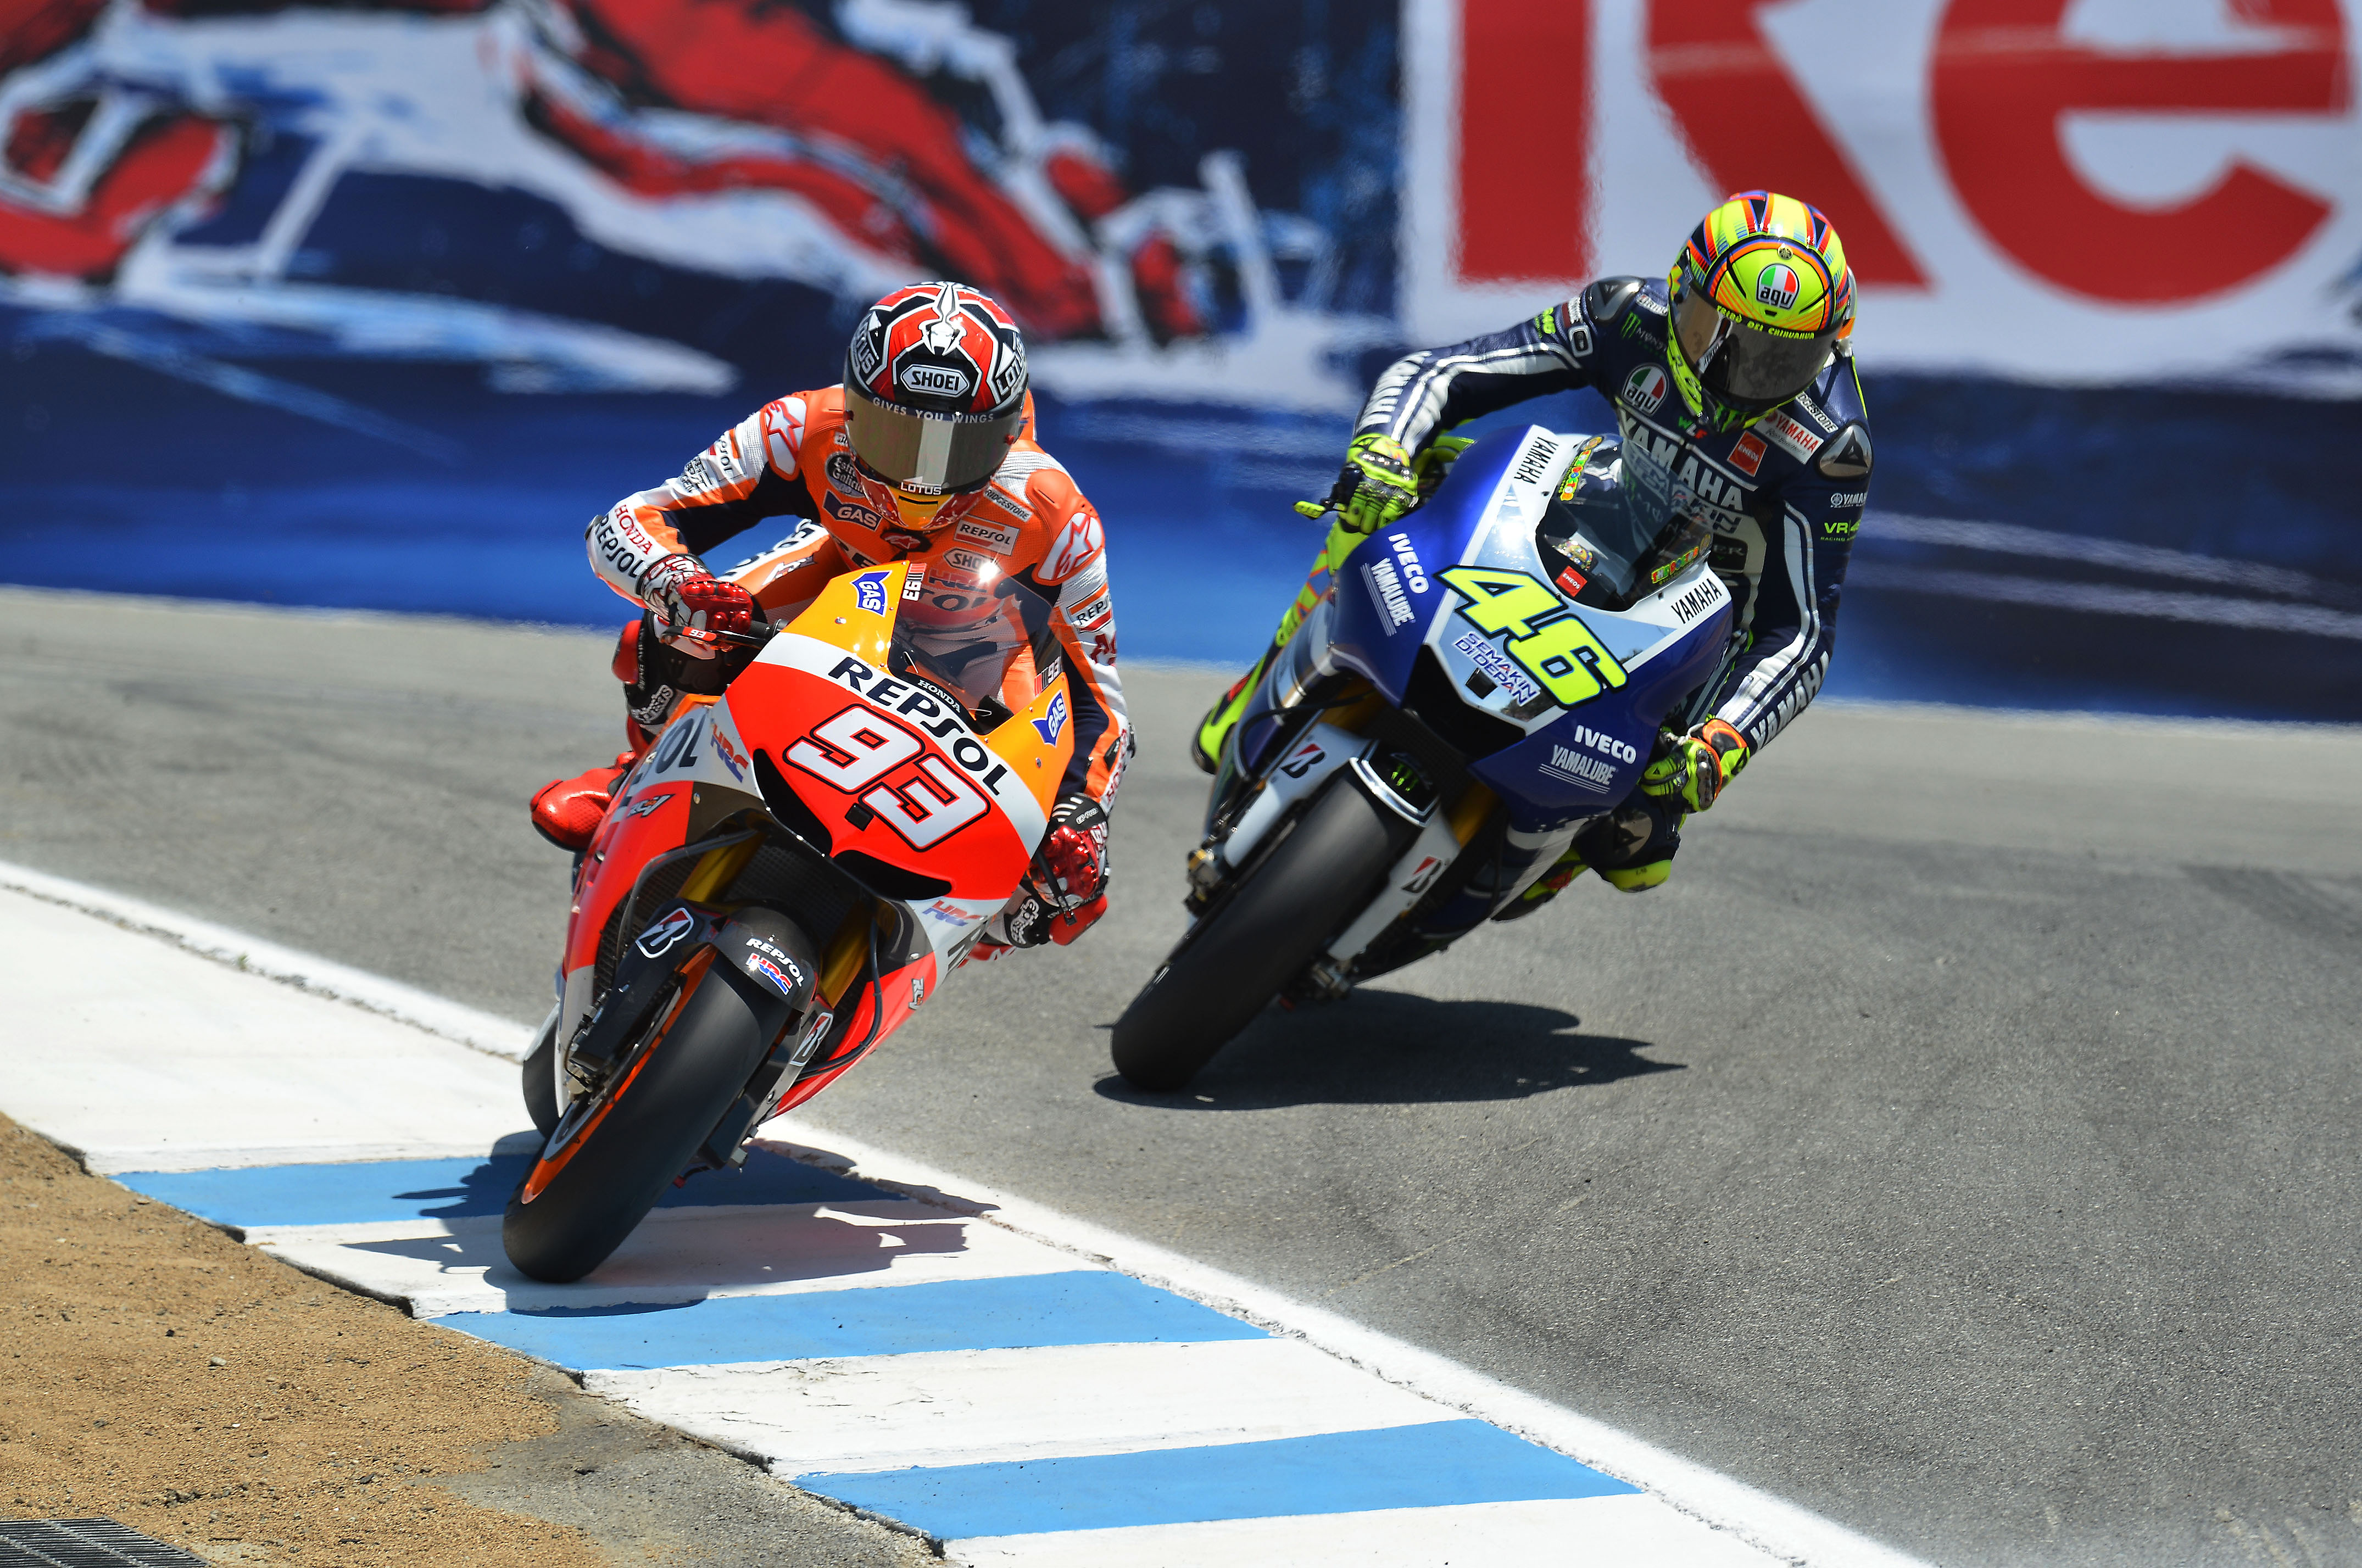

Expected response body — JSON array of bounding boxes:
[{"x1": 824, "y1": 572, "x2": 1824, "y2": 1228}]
[
  {"x1": 846, "y1": 382, "x2": 1020, "y2": 494},
  {"x1": 1673, "y1": 287, "x2": 1834, "y2": 412}
]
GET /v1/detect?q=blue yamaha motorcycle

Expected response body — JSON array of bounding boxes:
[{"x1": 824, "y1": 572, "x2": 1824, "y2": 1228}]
[{"x1": 1112, "y1": 424, "x2": 1735, "y2": 1090}]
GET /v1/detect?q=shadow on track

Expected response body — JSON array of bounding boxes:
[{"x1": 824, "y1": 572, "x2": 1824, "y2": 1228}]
[{"x1": 1094, "y1": 990, "x2": 1680, "y2": 1108}]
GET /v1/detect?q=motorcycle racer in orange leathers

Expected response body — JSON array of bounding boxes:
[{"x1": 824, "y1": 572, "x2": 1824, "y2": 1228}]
[{"x1": 532, "y1": 282, "x2": 1130, "y2": 951}]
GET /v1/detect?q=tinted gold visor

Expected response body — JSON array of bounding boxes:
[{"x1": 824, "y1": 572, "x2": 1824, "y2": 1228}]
[
  {"x1": 845, "y1": 381, "x2": 1022, "y2": 494},
  {"x1": 1673, "y1": 287, "x2": 1835, "y2": 411}
]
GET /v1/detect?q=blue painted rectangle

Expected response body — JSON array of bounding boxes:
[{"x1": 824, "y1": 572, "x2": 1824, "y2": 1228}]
[
  {"x1": 116, "y1": 1146, "x2": 883, "y2": 1229},
  {"x1": 441, "y1": 1271, "x2": 1264, "y2": 1370},
  {"x1": 800, "y1": 1419, "x2": 1637, "y2": 1538}
]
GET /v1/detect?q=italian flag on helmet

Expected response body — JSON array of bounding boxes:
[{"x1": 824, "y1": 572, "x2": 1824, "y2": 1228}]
[{"x1": 1666, "y1": 191, "x2": 1855, "y2": 433}]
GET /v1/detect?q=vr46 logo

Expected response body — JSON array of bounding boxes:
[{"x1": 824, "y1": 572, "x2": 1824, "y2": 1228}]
[{"x1": 1438, "y1": 566, "x2": 1628, "y2": 707}]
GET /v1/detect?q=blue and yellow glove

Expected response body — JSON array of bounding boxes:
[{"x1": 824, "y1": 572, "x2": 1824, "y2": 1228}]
[
  {"x1": 1641, "y1": 719, "x2": 1750, "y2": 812},
  {"x1": 1412, "y1": 434, "x2": 1475, "y2": 499},
  {"x1": 1295, "y1": 433, "x2": 1420, "y2": 535}
]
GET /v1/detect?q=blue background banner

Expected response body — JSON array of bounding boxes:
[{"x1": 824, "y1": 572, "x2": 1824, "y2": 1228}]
[{"x1": 2, "y1": 0, "x2": 2355, "y2": 722}]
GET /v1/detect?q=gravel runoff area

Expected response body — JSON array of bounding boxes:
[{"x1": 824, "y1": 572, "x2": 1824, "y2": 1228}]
[{"x1": 0, "y1": 1112, "x2": 935, "y2": 1568}]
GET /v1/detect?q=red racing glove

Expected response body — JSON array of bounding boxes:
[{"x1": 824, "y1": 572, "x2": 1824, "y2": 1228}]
[
  {"x1": 992, "y1": 799, "x2": 1111, "y2": 950},
  {"x1": 1030, "y1": 798, "x2": 1110, "y2": 906},
  {"x1": 642, "y1": 556, "x2": 754, "y2": 658}
]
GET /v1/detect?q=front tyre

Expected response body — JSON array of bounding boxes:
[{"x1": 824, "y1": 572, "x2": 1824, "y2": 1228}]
[
  {"x1": 522, "y1": 1003, "x2": 560, "y2": 1137},
  {"x1": 1112, "y1": 777, "x2": 1403, "y2": 1092},
  {"x1": 502, "y1": 956, "x2": 772, "y2": 1283}
]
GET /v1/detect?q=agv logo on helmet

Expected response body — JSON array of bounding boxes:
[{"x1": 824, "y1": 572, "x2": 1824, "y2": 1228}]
[{"x1": 1664, "y1": 191, "x2": 1856, "y2": 434}]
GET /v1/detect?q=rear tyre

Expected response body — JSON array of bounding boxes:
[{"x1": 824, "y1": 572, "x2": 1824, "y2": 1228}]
[
  {"x1": 502, "y1": 960, "x2": 773, "y2": 1283},
  {"x1": 1112, "y1": 777, "x2": 1405, "y2": 1092}
]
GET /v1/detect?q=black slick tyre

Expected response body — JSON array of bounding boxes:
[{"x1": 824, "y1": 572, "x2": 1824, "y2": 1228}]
[
  {"x1": 502, "y1": 958, "x2": 772, "y2": 1283},
  {"x1": 522, "y1": 1005, "x2": 560, "y2": 1137},
  {"x1": 1112, "y1": 777, "x2": 1404, "y2": 1092}
]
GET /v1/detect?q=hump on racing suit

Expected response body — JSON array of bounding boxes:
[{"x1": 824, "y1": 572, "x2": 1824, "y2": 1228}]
[
  {"x1": 584, "y1": 385, "x2": 1131, "y2": 811},
  {"x1": 1357, "y1": 275, "x2": 1871, "y2": 754}
]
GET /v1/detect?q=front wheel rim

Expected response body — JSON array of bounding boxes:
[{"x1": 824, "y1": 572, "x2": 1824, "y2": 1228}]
[{"x1": 517, "y1": 949, "x2": 714, "y2": 1204}]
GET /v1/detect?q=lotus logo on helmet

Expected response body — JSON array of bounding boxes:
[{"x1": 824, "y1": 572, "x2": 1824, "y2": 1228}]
[
  {"x1": 849, "y1": 309, "x2": 884, "y2": 381},
  {"x1": 1756, "y1": 263, "x2": 1800, "y2": 312},
  {"x1": 1623, "y1": 364, "x2": 1667, "y2": 414},
  {"x1": 988, "y1": 339, "x2": 1026, "y2": 403},
  {"x1": 900, "y1": 362, "x2": 972, "y2": 398}
]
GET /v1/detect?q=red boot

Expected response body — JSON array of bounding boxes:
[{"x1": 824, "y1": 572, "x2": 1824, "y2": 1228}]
[{"x1": 529, "y1": 751, "x2": 637, "y2": 852}]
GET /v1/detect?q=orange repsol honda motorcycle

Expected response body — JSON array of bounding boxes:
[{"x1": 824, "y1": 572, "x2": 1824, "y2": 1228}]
[{"x1": 505, "y1": 560, "x2": 1073, "y2": 1282}]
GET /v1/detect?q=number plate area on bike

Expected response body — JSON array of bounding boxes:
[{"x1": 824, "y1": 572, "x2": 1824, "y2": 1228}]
[
  {"x1": 724, "y1": 628, "x2": 1054, "y2": 902},
  {"x1": 1424, "y1": 428, "x2": 1730, "y2": 729},
  {"x1": 1314, "y1": 426, "x2": 1736, "y2": 821}
]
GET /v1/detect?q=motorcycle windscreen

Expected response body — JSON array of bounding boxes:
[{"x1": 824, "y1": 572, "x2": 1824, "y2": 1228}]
[
  {"x1": 892, "y1": 561, "x2": 1063, "y2": 735},
  {"x1": 893, "y1": 556, "x2": 1076, "y2": 821}
]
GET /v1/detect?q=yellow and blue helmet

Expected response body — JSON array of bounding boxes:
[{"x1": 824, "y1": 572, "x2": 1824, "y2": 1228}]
[{"x1": 1666, "y1": 191, "x2": 1854, "y2": 432}]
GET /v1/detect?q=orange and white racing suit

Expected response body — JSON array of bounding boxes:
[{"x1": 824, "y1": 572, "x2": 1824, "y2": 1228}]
[{"x1": 584, "y1": 387, "x2": 1131, "y2": 819}]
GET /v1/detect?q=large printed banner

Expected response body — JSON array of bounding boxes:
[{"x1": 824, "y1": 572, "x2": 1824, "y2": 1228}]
[
  {"x1": 0, "y1": 0, "x2": 1394, "y2": 412},
  {"x1": 1407, "y1": 0, "x2": 2362, "y2": 390},
  {"x1": 4, "y1": 0, "x2": 2354, "y2": 405},
  {"x1": 0, "y1": 0, "x2": 2355, "y2": 718}
]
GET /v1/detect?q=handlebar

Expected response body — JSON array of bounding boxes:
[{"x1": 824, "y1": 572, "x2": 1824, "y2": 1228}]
[{"x1": 652, "y1": 615, "x2": 779, "y2": 651}]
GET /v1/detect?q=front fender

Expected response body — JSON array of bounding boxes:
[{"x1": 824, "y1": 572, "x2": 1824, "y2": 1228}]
[
  {"x1": 1217, "y1": 721, "x2": 1361, "y2": 871},
  {"x1": 712, "y1": 905, "x2": 822, "y2": 1035}
]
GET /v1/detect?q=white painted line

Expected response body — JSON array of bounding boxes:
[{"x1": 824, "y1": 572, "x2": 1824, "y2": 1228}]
[
  {"x1": 0, "y1": 864, "x2": 1928, "y2": 1568},
  {"x1": 70, "y1": 1135, "x2": 543, "y2": 1177},
  {"x1": 1845, "y1": 562, "x2": 2362, "y2": 641},
  {"x1": 262, "y1": 1199, "x2": 1085, "y2": 1318},
  {"x1": 0, "y1": 884, "x2": 530, "y2": 1172},
  {"x1": 592, "y1": 1337, "x2": 1448, "y2": 1475},
  {"x1": 1864, "y1": 510, "x2": 2326, "y2": 598},
  {"x1": 241, "y1": 1215, "x2": 502, "y2": 1248},
  {"x1": 0, "y1": 861, "x2": 537, "y2": 1063},
  {"x1": 751, "y1": 1132, "x2": 1925, "y2": 1568},
  {"x1": 951, "y1": 1494, "x2": 1775, "y2": 1567}
]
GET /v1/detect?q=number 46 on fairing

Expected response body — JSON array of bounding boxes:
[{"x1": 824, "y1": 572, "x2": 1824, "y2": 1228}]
[{"x1": 1438, "y1": 566, "x2": 1628, "y2": 706}]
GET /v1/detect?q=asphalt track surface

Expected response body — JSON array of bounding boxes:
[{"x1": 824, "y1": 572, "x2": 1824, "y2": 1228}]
[{"x1": 5, "y1": 585, "x2": 2360, "y2": 1567}]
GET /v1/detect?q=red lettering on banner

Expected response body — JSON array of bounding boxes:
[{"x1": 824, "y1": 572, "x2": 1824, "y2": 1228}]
[
  {"x1": 1458, "y1": 0, "x2": 1589, "y2": 282},
  {"x1": 1932, "y1": 0, "x2": 2350, "y2": 304},
  {"x1": 1647, "y1": 1, "x2": 1928, "y2": 287}
]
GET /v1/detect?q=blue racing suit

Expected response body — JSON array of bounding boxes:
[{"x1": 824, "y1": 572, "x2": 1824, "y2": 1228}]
[{"x1": 1357, "y1": 275, "x2": 1873, "y2": 754}]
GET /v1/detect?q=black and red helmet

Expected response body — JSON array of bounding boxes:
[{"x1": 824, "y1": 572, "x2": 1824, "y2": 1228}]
[{"x1": 843, "y1": 281, "x2": 1028, "y2": 499}]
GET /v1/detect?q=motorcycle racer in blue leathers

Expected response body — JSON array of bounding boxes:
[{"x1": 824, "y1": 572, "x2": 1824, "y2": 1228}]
[{"x1": 1195, "y1": 190, "x2": 1874, "y2": 909}]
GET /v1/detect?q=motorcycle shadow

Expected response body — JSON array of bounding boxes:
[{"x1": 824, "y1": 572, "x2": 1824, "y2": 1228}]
[
  {"x1": 299, "y1": 1147, "x2": 990, "y2": 1309},
  {"x1": 1096, "y1": 990, "x2": 1679, "y2": 1109}
]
